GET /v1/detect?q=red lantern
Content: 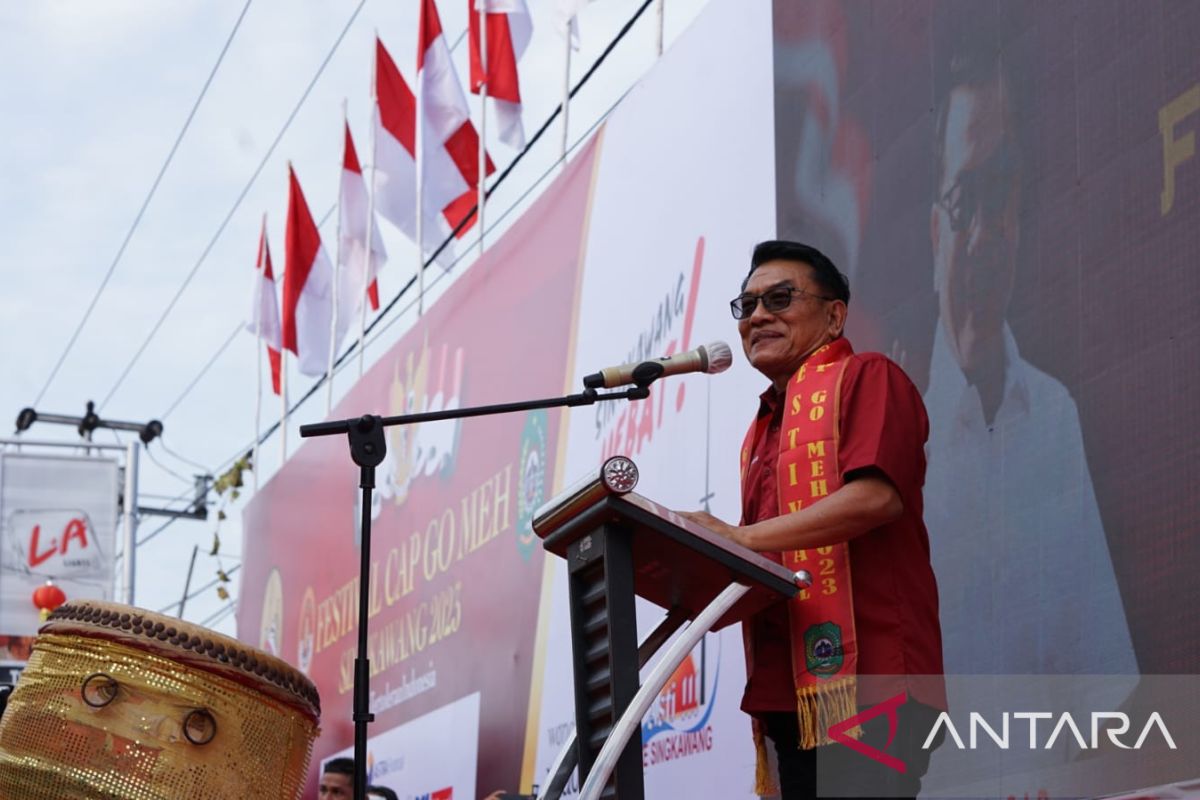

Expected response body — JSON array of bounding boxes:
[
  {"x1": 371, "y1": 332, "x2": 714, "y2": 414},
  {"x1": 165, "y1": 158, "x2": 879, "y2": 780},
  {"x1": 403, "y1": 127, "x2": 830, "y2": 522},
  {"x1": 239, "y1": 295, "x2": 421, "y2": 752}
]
[{"x1": 32, "y1": 580, "x2": 67, "y2": 621}]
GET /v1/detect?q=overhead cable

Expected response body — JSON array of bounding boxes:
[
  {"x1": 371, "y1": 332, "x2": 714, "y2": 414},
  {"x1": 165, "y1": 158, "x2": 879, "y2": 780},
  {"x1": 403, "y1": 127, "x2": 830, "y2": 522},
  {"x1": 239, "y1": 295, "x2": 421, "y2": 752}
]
[
  {"x1": 161, "y1": 323, "x2": 242, "y2": 420},
  {"x1": 33, "y1": 0, "x2": 255, "y2": 407},
  {"x1": 97, "y1": 0, "x2": 369, "y2": 413},
  {"x1": 132, "y1": 0, "x2": 657, "y2": 517},
  {"x1": 156, "y1": 564, "x2": 243, "y2": 614}
]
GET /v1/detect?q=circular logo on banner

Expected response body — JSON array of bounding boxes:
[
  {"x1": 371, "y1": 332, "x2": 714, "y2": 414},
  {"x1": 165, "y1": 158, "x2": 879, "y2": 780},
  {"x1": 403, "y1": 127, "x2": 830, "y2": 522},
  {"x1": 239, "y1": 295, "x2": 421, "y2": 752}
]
[
  {"x1": 296, "y1": 587, "x2": 316, "y2": 674},
  {"x1": 516, "y1": 410, "x2": 549, "y2": 561},
  {"x1": 259, "y1": 568, "x2": 284, "y2": 657},
  {"x1": 804, "y1": 620, "x2": 845, "y2": 679}
]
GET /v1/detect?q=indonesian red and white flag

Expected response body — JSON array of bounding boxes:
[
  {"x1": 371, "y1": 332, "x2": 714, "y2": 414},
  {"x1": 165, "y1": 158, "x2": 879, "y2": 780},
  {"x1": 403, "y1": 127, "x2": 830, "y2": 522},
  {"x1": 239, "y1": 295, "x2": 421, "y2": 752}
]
[
  {"x1": 246, "y1": 217, "x2": 282, "y2": 395},
  {"x1": 372, "y1": 35, "x2": 490, "y2": 260},
  {"x1": 338, "y1": 120, "x2": 387, "y2": 343},
  {"x1": 281, "y1": 165, "x2": 335, "y2": 376},
  {"x1": 468, "y1": 0, "x2": 533, "y2": 149},
  {"x1": 372, "y1": 38, "x2": 425, "y2": 241},
  {"x1": 419, "y1": 0, "x2": 495, "y2": 220}
]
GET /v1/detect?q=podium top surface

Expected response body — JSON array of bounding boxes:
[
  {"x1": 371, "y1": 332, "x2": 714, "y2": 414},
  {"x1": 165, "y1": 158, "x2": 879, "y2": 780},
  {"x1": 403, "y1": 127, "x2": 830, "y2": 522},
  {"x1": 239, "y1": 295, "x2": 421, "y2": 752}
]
[{"x1": 538, "y1": 490, "x2": 799, "y2": 631}]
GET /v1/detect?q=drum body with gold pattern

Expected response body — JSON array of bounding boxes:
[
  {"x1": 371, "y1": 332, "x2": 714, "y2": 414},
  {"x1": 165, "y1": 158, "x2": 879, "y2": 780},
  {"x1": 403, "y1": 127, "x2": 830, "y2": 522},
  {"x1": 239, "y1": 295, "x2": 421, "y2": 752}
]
[{"x1": 0, "y1": 600, "x2": 321, "y2": 799}]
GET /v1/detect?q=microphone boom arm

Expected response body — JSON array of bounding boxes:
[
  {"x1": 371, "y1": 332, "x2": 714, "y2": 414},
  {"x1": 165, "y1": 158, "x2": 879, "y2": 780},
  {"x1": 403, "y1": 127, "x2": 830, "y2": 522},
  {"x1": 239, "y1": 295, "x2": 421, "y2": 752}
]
[
  {"x1": 297, "y1": 384, "x2": 650, "y2": 800},
  {"x1": 299, "y1": 385, "x2": 649, "y2": 440}
]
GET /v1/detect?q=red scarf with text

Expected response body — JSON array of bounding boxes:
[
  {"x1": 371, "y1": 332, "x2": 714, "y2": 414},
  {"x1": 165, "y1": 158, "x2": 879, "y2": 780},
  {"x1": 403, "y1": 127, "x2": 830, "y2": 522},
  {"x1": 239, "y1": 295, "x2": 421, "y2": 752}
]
[{"x1": 740, "y1": 338, "x2": 859, "y2": 789}]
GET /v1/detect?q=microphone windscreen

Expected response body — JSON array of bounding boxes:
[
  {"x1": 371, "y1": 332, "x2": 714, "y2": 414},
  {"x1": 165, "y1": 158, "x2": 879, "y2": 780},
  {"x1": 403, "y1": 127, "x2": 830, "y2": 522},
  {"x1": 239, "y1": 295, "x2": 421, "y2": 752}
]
[{"x1": 703, "y1": 341, "x2": 733, "y2": 374}]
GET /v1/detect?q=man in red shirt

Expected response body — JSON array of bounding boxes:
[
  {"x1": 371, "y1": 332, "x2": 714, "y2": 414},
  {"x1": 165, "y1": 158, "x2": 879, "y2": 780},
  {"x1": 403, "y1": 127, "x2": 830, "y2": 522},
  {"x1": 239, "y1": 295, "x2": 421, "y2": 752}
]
[{"x1": 681, "y1": 240, "x2": 944, "y2": 799}]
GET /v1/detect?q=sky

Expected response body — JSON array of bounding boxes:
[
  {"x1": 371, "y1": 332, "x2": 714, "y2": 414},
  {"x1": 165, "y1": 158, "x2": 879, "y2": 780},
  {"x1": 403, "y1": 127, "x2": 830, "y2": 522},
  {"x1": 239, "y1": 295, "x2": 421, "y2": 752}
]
[{"x1": 0, "y1": 0, "x2": 709, "y2": 636}]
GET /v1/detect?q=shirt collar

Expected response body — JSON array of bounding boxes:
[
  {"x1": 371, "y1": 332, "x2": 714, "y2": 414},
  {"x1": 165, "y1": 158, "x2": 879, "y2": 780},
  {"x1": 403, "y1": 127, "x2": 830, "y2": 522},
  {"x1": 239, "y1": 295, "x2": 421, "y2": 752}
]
[
  {"x1": 930, "y1": 321, "x2": 1030, "y2": 430},
  {"x1": 756, "y1": 336, "x2": 855, "y2": 414},
  {"x1": 757, "y1": 384, "x2": 784, "y2": 420}
]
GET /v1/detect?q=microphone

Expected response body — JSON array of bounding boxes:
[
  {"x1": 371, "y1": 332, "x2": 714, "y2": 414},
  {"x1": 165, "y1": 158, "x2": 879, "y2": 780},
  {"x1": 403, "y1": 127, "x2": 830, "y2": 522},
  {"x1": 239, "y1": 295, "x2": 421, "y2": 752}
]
[{"x1": 583, "y1": 341, "x2": 733, "y2": 389}]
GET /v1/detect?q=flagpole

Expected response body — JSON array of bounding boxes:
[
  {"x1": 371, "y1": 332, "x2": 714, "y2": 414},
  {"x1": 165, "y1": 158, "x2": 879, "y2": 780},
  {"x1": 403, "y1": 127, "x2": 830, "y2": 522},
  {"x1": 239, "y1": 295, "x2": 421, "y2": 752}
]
[
  {"x1": 655, "y1": 0, "x2": 664, "y2": 57},
  {"x1": 328, "y1": 104, "x2": 348, "y2": 416},
  {"x1": 359, "y1": 102, "x2": 379, "y2": 377},
  {"x1": 254, "y1": 333, "x2": 262, "y2": 491},
  {"x1": 280, "y1": 350, "x2": 289, "y2": 465},
  {"x1": 478, "y1": 2, "x2": 488, "y2": 256},
  {"x1": 561, "y1": 24, "x2": 571, "y2": 163},
  {"x1": 252, "y1": 215, "x2": 265, "y2": 492},
  {"x1": 416, "y1": 44, "x2": 425, "y2": 317}
]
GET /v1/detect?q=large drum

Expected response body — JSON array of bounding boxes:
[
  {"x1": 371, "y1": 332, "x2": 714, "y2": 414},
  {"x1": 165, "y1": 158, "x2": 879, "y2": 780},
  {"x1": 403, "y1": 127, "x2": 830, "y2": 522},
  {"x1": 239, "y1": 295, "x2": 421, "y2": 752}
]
[{"x1": 0, "y1": 600, "x2": 320, "y2": 799}]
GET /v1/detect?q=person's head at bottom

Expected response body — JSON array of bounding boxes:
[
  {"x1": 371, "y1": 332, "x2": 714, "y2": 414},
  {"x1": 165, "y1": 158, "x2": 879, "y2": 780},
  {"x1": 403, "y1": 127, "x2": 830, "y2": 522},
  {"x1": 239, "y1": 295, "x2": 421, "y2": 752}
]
[
  {"x1": 366, "y1": 786, "x2": 399, "y2": 800},
  {"x1": 319, "y1": 757, "x2": 355, "y2": 798}
]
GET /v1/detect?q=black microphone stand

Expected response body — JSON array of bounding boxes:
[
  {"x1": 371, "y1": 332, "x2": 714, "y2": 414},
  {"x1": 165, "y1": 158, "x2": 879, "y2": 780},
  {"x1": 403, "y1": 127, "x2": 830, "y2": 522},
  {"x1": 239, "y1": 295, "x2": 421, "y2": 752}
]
[{"x1": 299, "y1": 382, "x2": 655, "y2": 800}]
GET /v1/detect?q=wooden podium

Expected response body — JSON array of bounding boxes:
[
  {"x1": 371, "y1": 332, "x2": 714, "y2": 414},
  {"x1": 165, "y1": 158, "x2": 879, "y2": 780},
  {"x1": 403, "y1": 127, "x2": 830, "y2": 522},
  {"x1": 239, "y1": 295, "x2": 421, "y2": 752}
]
[{"x1": 532, "y1": 457, "x2": 804, "y2": 800}]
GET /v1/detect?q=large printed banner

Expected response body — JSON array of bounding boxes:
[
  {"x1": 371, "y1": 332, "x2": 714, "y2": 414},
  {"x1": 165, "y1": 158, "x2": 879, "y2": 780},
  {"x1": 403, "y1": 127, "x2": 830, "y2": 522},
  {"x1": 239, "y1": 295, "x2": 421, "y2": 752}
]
[
  {"x1": 527, "y1": 2, "x2": 776, "y2": 797},
  {"x1": 238, "y1": 136, "x2": 600, "y2": 797},
  {"x1": 239, "y1": 0, "x2": 1200, "y2": 796}
]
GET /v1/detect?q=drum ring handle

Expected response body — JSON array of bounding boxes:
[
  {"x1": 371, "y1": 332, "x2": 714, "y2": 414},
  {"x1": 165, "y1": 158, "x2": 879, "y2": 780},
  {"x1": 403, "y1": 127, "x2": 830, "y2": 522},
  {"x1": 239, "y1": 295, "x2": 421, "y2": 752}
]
[
  {"x1": 81, "y1": 673, "x2": 119, "y2": 708},
  {"x1": 183, "y1": 708, "x2": 217, "y2": 745}
]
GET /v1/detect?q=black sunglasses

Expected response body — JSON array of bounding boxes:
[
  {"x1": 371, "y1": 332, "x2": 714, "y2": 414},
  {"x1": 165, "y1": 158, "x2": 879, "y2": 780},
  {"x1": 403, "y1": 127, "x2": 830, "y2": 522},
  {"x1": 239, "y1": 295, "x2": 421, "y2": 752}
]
[
  {"x1": 730, "y1": 285, "x2": 834, "y2": 320},
  {"x1": 937, "y1": 140, "x2": 1018, "y2": 233}
]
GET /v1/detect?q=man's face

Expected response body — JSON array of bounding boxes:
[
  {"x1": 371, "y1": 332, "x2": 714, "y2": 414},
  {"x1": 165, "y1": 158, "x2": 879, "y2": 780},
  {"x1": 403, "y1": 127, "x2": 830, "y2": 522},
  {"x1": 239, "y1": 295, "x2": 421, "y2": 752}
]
[
  {"x1": 319, "y1": 772, "x2": 353, "y2": 799},
  {"x1": 737, "y1": 260, "x2": 844, "y2": 388},
  {"x1": 931, "y1": 78, "x2": 1020, "y2": 374}
]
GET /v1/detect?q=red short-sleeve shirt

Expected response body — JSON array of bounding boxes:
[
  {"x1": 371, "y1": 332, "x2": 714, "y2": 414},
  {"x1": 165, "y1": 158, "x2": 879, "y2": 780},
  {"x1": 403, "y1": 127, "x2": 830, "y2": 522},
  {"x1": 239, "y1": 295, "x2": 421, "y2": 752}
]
[{"x1": 740, "y1": 351, "x2": 945, "y2": 713}]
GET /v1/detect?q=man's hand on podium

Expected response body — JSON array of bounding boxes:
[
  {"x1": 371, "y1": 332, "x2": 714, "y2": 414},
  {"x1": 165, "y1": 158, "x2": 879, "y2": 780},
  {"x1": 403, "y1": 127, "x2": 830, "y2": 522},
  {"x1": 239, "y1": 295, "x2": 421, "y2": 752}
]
[{"x1": 676, "y1": 510, "x2": 743, "y2": 547}]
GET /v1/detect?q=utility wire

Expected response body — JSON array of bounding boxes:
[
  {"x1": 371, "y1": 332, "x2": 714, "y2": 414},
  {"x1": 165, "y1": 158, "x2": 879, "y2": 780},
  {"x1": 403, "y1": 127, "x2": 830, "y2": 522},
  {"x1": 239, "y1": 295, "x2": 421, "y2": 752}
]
[
  {"x1": 132, "y1": 432, "x2": 256, "y2": 552},
  {"x1": 136, "y1": 483, "x2": 209, "y2": 548},
  {"x1": 143, "y1": 23, "x2": 499, "y2": 430},
  {"x1": 157, "y1": 436, "x2": 212, "y2": 473},
  {"x1": 161, "y1": 323, "x2": 242, "y2": 420},
  {"x1": 320, "y1": 0, "x2": 654, "y2": 378},
  {"x1": 157, "y1": 200, "x2": 333, "y2": 423},
  {"x1": 198, "y1": 601, "x2": 238, "y2": 628},
  {"x1": 157, "y1": 564, "x2": 242, "y2": 614},
  {"x1": 262, "y1": 0, "x2": 657, "y2": 418},
  {"x1": 108, "y1": 23, "x2": 465, "y2": 423},
  {"x1": 98, "y1": 0, "x2": 369, "y2": 413},
  {"x1": 34, "y1": 0, "x2": 255, "y2": 407},
  {"x1": 361, "y1": 96, "x2": 620, "y2": 350},
  {"x1": 143, "y1": 442, "x2": 197, "y2": 485},
  {"x1": 129, "y1": 0, "x2": 655, "y2": 515}
]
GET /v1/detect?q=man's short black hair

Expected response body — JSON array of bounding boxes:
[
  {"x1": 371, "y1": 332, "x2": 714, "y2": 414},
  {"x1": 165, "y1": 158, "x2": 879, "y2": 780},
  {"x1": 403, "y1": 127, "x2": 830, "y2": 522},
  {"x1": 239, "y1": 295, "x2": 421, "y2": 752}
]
[
  {"x1": 366, "y1": 786, "x2": 399, "y2": 800},
  {"x1": 932, "y1": 37, "x2": 1020, "y2": 190},
  {"x1": 744, "y1": 240, "x2": 850, "y2": 304},
  {"x1": 323, "y1": 757, "x2": 356, "y2": 778}
]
